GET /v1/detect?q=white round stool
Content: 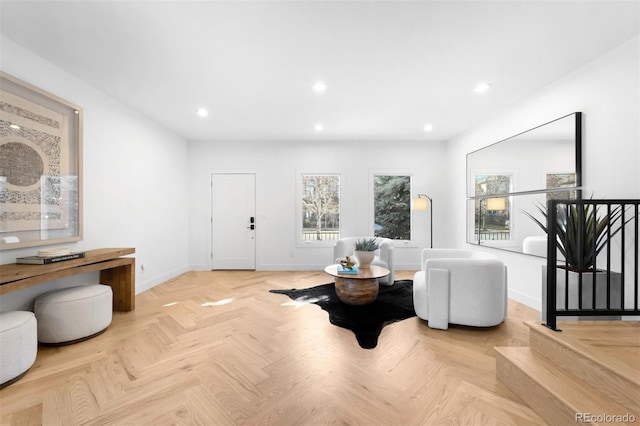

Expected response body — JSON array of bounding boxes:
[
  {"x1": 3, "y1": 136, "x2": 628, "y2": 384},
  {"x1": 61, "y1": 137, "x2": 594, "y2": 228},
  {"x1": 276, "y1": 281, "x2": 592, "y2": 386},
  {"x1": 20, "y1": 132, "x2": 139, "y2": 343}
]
[
  {"x1": 0, "y1": 311, "x2": 38, "y2": 389},
  {"x1": 35, "y1": 284, "x2": 113, "y2": 345}
]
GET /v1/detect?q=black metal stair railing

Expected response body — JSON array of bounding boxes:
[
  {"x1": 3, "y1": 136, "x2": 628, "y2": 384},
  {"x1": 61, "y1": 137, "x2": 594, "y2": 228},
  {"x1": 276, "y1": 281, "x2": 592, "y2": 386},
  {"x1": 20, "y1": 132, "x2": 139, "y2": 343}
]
[{"x1": 545, "y1": 199, "x2": 640, "y2": 331}]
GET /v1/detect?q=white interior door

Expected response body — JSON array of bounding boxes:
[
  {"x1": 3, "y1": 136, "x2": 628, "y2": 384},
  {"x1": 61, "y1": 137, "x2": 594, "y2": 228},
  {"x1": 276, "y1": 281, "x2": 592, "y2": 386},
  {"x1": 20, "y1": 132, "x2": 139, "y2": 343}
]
[{"x1": 211, "y1": 173, "x2": 256, "y2": 270}]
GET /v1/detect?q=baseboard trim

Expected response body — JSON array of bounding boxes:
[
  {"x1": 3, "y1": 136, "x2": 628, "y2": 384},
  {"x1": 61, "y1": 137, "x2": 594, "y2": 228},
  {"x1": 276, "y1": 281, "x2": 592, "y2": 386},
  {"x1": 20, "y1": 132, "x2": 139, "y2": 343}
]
[
  {"x1": 135, "y1": 265, "x2": 190, "y2": 294},
  {"x1": 508, "y1": 287, "x2": 541, "y2": 312}
]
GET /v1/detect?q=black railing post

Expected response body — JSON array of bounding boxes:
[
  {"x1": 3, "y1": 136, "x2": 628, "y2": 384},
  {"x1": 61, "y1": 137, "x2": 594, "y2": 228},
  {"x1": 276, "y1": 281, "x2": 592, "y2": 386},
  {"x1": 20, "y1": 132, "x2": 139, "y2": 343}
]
[
  {"x1": 607, "y1": 203, "x2": 613, "y2": 310},
  {"x1": 577, "y1": 200, "x2": 584, "y2": 310},
  {"x1": 545, "y1": 199, "x2": 559, "y2": 331},
  {"x1": 620, "y1": 203, "x2": 627, "y2": 310},
  {"x1": 632, "y1": 203, "x2": 640, "y2": 311}
]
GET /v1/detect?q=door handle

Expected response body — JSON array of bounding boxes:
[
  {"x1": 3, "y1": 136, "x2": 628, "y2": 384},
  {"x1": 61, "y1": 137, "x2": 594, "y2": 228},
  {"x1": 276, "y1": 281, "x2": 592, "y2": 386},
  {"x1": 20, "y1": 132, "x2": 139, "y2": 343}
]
[{"x1": 247, "y1": 224, "x2": 255, "y2": 230}]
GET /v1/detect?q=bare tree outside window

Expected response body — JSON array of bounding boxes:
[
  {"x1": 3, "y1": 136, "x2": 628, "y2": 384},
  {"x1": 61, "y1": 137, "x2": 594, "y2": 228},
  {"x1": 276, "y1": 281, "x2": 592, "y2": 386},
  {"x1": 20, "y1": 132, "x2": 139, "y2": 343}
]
[
  {"x1": 546, "y1": 173, "x2": 576, "y2": 201},
  {"x1": 475, "y1": 174, "x2": 511, "y2": 241},
  {"x1": 301, "y1": 175, "x2": 340, "y2": 241}
]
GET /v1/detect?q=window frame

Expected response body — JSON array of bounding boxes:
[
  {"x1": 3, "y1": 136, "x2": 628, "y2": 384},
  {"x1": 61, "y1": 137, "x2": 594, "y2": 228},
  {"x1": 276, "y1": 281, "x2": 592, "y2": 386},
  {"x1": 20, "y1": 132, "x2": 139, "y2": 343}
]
[
  {"x1": 296, "y1": 171, "x2": 341, "y2": 248},
  {"x1": 368, "y1": 169, "x2": 416, "y2": 243},
  {"x1": 472, "y1": 172, "x2": 514, "y2": 244}
]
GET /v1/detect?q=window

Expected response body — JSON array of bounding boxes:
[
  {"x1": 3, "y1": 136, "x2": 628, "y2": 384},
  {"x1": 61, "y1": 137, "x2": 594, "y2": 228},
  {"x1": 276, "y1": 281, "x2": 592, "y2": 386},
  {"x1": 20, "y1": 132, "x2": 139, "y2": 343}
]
[
  {"x1": 546, "y1": 173, "x2": 577, "y2": 202},
  {"x1": 299, "y1": 174, "x2": 340, "y2": 244},
  {"x1": 373, "y1": 175, "x2": 411, "y2": 240},
  {"x1": 475, "y1": 174, "x2": 511, "y2": 197},
  {"x1": 474, "y1": 174, "x2": 511, "y2": 241}
]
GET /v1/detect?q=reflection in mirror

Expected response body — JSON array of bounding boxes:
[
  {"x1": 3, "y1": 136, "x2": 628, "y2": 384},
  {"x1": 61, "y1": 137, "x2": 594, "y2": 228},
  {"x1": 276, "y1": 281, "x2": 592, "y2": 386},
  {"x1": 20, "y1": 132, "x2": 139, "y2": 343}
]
[
  {"x1": 475, "y1": 174, "x2": 511, "y2": 197},
  {"x1": 466, "y1": 112, "x2": 581, "y2": 197},
  {"x1": 465, "y1": 112, "x2": 582, "y2": 257},
  {"x1": 467, "y1": 190, "x2": 578, "y2": 256}
]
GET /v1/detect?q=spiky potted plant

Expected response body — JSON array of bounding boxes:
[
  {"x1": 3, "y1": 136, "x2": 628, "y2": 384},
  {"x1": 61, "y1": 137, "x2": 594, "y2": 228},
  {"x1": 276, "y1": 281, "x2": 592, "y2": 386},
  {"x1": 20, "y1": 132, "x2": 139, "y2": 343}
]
[
  {"x1": 353, "y1": 237, "x2": 379, "y2": 269},
  {"x1": 524, "y1": 201, "x2": 625, "y2": 272},
  {"x1": 524, "y1": 200, "x2": 625, "y2": 318}
]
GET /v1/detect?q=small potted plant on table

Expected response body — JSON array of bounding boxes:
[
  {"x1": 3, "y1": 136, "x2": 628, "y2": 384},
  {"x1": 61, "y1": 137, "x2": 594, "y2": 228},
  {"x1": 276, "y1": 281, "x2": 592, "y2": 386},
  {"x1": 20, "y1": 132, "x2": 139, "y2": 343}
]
[{"x1": 354, "y1": 238, "x2": 379, "y2": 269}]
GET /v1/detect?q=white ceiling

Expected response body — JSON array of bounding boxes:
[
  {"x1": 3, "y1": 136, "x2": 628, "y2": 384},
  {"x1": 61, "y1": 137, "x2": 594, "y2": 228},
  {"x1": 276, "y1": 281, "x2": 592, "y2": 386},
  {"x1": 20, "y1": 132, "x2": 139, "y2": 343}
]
[{"x1": 1, "y1": 1, "x2": 638, "y2": 142}]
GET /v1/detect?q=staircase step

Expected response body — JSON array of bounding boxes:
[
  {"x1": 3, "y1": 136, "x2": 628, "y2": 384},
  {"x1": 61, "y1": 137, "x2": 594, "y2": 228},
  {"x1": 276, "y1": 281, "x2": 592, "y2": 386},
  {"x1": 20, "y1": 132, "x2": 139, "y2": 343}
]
[
  {"x1": 496, "y1": 346, "x2": 637, "y2": 426},
  {"x1": 526, "y1": 321, "x2": 640, "y2": 414}
]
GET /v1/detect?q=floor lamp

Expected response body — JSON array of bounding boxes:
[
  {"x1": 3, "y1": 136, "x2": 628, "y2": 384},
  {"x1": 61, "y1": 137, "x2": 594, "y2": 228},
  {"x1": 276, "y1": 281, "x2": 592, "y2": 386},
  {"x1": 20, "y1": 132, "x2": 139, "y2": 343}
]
[{"x1": 413, "y1": 194, "x2": 433, "y2": 248}]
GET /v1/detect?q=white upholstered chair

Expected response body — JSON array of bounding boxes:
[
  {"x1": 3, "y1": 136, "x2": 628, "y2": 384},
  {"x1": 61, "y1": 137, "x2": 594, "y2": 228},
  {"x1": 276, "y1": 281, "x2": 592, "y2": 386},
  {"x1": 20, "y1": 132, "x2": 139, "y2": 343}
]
[
  {"x1": 523, "y1": 235, "x2": 547, "y2": 257},
  {"x1": 333, "y1": 237, "x2": 395, "y2": 285},
  {"x1": 413, "y1": 248, "x2": 507, "y2": 330}
]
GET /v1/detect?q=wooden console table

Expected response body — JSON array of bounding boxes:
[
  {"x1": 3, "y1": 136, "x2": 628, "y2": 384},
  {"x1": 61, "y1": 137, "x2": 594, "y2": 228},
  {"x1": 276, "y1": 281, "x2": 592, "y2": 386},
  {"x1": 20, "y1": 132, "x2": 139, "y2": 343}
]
[{"x1": 0, "y1": 248, "x2": 135, "y2": 311}]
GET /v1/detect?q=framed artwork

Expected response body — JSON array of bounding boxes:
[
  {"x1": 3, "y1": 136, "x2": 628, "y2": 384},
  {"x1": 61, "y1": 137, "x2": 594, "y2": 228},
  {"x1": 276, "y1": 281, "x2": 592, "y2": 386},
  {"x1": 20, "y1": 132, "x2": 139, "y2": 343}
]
[{"x1": 0, "y1": 72, "x2": 83, "y2": 250}]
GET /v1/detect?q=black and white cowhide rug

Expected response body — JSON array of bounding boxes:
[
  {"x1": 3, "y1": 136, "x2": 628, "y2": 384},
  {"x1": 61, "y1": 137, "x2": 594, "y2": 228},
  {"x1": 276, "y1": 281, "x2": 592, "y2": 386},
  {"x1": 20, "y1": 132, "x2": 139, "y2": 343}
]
[{"x1": 269, "y1": 280, "x2": 415, "y2": 349}]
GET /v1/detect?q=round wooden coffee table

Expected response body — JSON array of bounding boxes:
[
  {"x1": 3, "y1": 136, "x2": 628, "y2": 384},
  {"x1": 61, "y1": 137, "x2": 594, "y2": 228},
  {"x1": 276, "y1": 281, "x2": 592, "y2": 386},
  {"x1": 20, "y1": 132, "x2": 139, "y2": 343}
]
[{"x1": 324, "y1": 264, "x2": 390, "y2": 305}]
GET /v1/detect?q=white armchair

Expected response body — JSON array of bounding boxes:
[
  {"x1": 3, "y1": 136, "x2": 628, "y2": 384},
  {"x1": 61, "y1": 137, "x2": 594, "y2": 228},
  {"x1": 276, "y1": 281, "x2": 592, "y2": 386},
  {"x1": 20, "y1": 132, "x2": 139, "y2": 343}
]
[
  {"x1": 333, "y1": 237, "x2": 395, "y2": 285},
  {"x1": 523, "y1": 235, "x2": 547, "y2": 257},
  {"x1": 413, "y1": 249, "x2": 507, "y2": 330}
]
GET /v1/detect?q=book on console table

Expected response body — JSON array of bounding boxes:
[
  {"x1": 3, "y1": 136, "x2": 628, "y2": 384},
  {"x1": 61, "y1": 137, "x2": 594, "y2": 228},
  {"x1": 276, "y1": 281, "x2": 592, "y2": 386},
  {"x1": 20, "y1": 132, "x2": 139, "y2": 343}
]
[
  {"x1": 337, "y1": 265, "x2": 358, "y2": 274},
  {"x1": 17, "y1": 252, "x2": 85, "y2": 265}
]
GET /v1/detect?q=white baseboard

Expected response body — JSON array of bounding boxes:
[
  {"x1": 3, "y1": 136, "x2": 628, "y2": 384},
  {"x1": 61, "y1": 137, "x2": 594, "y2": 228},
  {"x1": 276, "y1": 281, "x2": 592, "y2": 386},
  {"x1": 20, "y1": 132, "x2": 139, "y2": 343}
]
[
  {"x1": 189, "y1": 263, "x2": 212, "y2": 272},
  {"x1": 136, "y1": 265, "x2": 190, "y2": 294},
  {"x1": 508, "y1": 287, "x2": 541, "y2": 312}
]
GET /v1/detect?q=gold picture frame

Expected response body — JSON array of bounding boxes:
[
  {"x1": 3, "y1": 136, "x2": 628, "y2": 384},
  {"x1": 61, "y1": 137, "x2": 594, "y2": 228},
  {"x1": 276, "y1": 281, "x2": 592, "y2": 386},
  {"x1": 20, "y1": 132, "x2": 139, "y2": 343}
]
[{"x1": 0, "y1": 72, "x2": 83, "y2": 250}]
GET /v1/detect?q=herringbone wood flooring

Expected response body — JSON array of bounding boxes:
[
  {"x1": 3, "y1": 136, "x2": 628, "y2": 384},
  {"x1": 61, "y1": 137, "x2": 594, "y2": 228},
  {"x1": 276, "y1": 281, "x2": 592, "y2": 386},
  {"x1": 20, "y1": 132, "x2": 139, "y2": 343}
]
[{"x1": 0, "y1": 271, "x2": 546, "y2": 425}]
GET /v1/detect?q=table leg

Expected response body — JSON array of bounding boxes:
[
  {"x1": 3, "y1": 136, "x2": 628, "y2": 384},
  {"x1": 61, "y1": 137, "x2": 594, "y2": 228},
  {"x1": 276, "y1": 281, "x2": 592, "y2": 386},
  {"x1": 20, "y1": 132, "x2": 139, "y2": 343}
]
[{"x1": 100, "y1": 258, "x2": 135, "y2": 311}]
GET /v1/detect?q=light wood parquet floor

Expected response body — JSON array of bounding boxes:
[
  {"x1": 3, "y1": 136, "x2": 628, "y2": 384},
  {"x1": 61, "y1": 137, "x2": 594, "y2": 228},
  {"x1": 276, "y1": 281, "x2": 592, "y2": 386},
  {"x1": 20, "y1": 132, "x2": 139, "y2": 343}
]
[{"x1": 0, "y1": 270, "x2": 546, "y2": 425}]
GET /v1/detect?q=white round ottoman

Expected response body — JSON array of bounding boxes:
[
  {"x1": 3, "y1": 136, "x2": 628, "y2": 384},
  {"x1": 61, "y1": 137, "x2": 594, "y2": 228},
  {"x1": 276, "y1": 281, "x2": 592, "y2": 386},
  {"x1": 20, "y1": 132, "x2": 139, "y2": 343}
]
[
  {"x1": 35, "y1": 284, "x2": 113, "y2": 345},
  {"x1": 0, "y1": 311, "x2": 37, "y2": 389}
]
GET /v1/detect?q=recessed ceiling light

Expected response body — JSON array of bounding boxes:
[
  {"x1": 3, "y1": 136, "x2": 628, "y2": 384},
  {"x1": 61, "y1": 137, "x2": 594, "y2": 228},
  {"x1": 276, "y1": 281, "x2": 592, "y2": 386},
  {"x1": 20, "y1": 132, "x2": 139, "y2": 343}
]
[
  {"x1": 312, "y1": 81, "x2": 327, "y2": 93},
  {"x1": 423, "y1": 124, "x2": 434, "y2": 132},
  {"x1": 9, "y1": 124, "x2": 20, "y2": 130},
  {"x1": 196, "y1": 108, "x2": 208, "y2": 117},
  {"x1": 474, "y1": 82, "x2": 491, "y2": 93},
  {"x1": 314, "y1": 123, "x2": 324, "y2": 132}
]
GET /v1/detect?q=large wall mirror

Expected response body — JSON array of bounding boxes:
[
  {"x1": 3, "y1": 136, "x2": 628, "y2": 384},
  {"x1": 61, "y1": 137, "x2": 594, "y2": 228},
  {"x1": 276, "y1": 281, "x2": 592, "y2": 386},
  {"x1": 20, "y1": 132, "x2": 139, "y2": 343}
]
[{"x1": 466, "y1": 112, "x2": 582, "y2": 256}]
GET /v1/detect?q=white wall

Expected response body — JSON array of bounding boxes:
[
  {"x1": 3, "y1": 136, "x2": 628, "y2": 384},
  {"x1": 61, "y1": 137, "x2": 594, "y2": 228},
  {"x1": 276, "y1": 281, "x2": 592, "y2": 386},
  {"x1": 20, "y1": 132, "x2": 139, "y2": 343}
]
[
  {"x1": 445, "y1": 36, "x2": 640, "y2": 310},
  {"x1": 3, "y1": 33, "x2": 637, "y2": 312},
  {"x1": 0, "y1": 36, "x2": 191, "y2": 311},
  {"x1": 188, "y1": 139, "x2": 446, "y2": 271}
]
